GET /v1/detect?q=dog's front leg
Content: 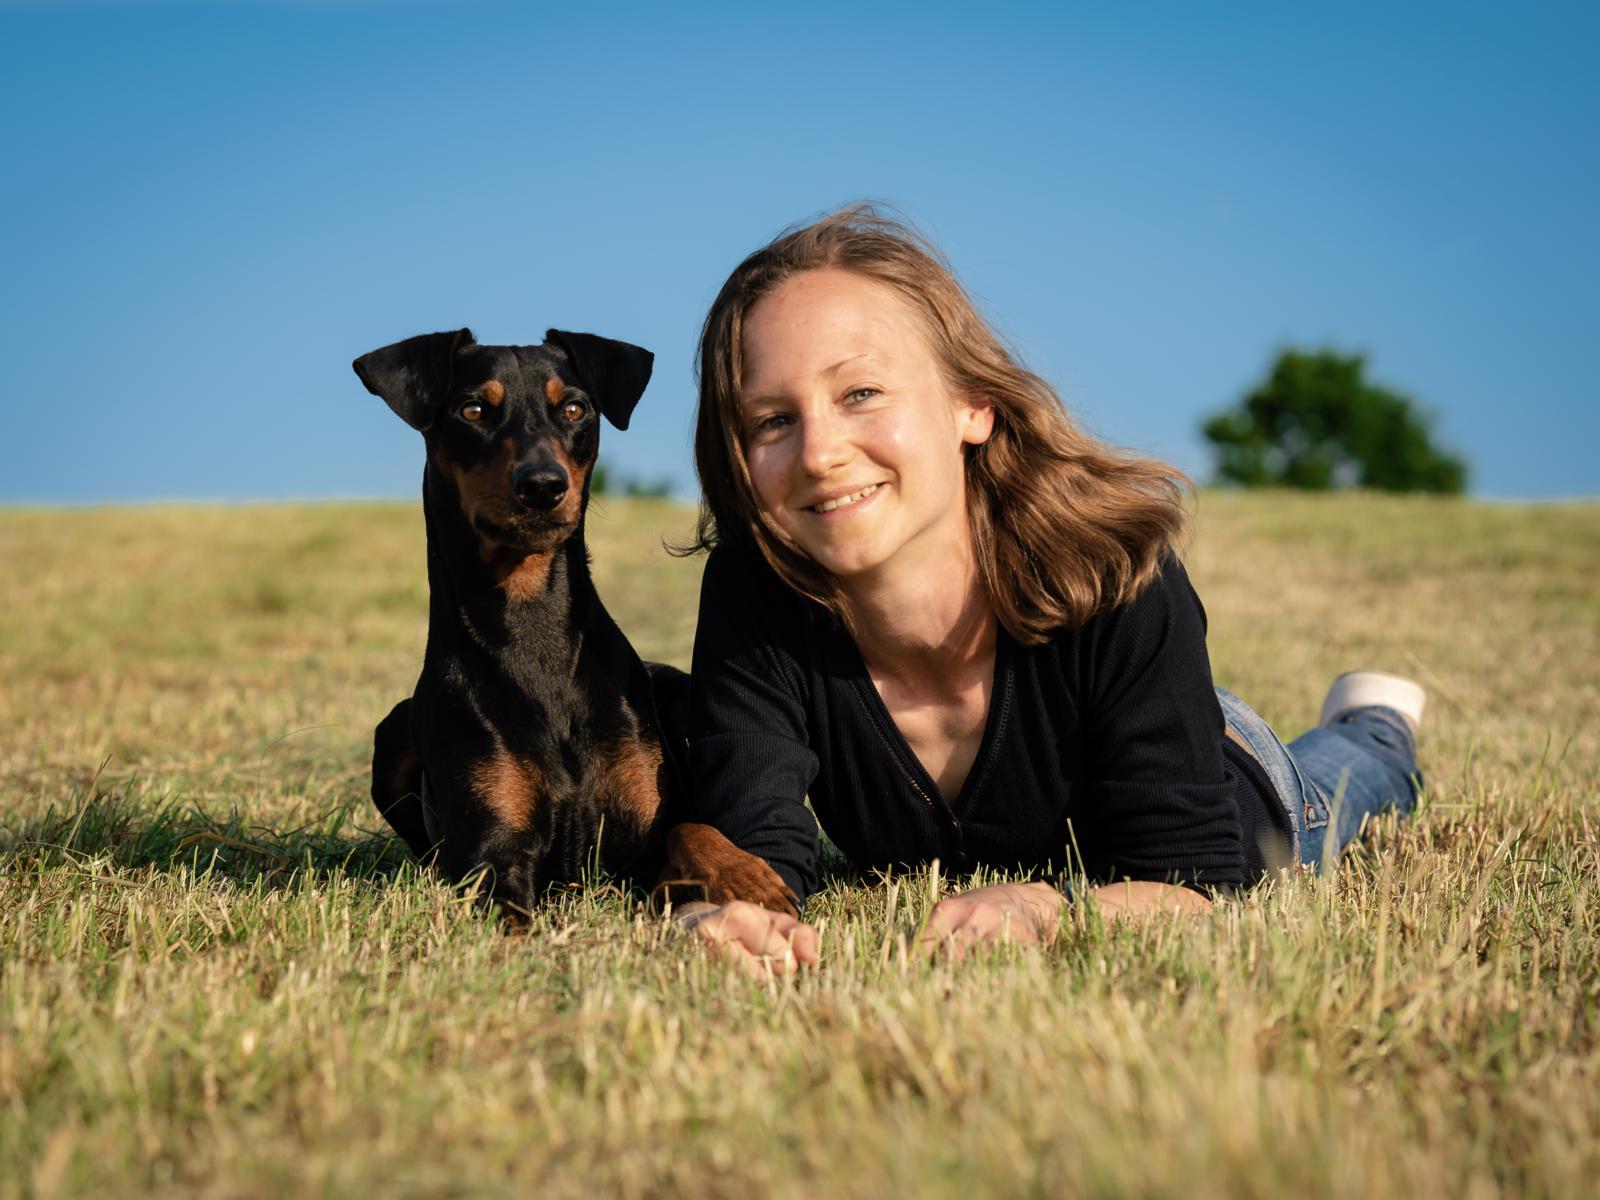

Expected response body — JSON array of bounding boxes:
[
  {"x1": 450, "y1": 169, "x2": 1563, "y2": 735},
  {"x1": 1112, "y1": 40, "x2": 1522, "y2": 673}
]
[
  {"x1": 655, "y1": 823, "x2": 800, "y2": 916},
  {"x1": 372, "y1": 699, "x2": 438, "y2": 862}
]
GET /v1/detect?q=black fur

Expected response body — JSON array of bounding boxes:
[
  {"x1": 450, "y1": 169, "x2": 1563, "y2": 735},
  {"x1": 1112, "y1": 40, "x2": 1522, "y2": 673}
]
[
  {"x1": 354, "y1": 329, "x2": 677, "y2": 915},
  {"x1": 354, "y1": 327, "x2": 798, "y2": 922}
]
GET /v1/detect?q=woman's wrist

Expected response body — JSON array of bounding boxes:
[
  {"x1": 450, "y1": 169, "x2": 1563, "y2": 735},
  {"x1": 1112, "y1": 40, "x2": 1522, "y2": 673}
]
[
  {"x1": 1084, "y1": 880, "x2": 1213, "y2": 917},
  {"x1": 1019, "y1": 880, "x2": 1070, "y2": 924},
  {"x1": 668, "y1": 899, "x2": 720, "y2": 929},
  {"x1": 1020, "y1": 880, "x2": 1068, "y2": 902}
]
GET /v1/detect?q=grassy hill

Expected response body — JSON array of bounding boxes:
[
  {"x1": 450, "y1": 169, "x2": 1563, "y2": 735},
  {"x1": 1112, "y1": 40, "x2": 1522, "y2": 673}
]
[{"x1": 2, "y1": 493, "x2": 1596, "y2": 1198}]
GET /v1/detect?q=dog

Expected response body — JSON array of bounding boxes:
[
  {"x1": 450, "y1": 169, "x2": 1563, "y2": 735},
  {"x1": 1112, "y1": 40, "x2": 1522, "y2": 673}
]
[{"x1": 353, "y1": 327, "x2": 797, "y2": 922}]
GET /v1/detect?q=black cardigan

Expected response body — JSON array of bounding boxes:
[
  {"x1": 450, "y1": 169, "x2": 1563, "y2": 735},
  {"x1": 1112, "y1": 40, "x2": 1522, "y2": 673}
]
[{"x1": 687, "y1": 544, "x2": 1284, "y2": 905}]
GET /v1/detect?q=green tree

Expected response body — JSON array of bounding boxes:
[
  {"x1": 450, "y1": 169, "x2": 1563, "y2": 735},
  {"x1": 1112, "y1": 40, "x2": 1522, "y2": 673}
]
[
  {"x1": 588, "y1": 461, "x2": 674, "y2": 499},
  {"x1": 1201, "y1": 350, "x2": 1468, "y2": 493}
]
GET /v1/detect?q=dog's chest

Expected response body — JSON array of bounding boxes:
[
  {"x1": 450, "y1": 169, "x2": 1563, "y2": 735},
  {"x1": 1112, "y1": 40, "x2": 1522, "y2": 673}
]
[{"x1": 458, "y1": 725, "x2": 668, "y2": 859}]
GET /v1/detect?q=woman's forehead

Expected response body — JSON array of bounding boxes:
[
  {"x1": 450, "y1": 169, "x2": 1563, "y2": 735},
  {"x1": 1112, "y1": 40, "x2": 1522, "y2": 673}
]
[
  {"x1": 750, "y1": 268, "x2": 916, "y2": 328},
  {"x1": 740, "y1": 269, "x2": 931, "y2": 391}
]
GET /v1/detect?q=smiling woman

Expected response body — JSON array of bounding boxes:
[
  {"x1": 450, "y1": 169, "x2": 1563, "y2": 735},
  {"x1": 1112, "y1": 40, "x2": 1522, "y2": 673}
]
[
  {"x1": 735, "y1": 268, "x2": 994, "y2": 584},
  {"x1": 674, "y1": 205, "x2": 1429, "y2": 974}
]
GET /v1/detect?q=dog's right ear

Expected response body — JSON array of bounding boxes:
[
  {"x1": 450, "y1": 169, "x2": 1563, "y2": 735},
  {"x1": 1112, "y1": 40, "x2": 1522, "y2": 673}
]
[{"x1": 352, "y1": 328, "x2": 476, "y2": 431}]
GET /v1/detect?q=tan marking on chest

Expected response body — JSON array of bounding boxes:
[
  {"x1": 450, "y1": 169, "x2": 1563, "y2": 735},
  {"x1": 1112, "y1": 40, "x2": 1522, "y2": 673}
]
[
  {"x1": 544, "y1": 376, "x2": 566, "y2": 403},
  {"x1": 479, "y1": 379, "x2": 505, "y2": 406},
  {"x1": 470, "y1": 751, "x2": 542, "y2": 832},
  {"x1": 590, "y1": 738, "x2": 666, "y2": 825},
  {"x1": 495, "y1": 551, "x2": 554, "y2": 602}
]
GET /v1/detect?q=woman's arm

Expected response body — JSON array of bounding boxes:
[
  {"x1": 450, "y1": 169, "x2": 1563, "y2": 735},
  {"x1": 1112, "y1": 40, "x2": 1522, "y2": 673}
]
[
  {"x1": 677, "y1": 547, "x2": 826, "y2": 969},
  {"x1": 1076, "y1": 554, "x2": 1246, "y2": 890},
  {"x1": 686, "y1": 546, "x2": 824, "y2": 901}
]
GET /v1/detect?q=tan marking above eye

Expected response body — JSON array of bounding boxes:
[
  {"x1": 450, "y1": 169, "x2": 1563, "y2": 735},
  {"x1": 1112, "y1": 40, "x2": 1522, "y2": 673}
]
[
  {"x1": 480, "y1": 380, "x2": 505, "y2": 406},
  {"x1": 544, "y1": 377, "x2": 566, "y2": 403},
  {"x1": 561, "y1": 400, "x2": 586, "y2": 423}
]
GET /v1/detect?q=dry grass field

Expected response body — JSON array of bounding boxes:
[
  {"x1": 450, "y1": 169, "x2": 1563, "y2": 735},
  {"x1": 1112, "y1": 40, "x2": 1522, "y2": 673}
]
[{"x1": 1, "y1": 492, "x2": 1597, "y2": 1198}]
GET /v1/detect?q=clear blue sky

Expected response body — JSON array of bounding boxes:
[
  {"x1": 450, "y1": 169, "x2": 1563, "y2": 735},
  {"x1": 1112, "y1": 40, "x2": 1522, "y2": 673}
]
[{"x1": 3, "y1": 0, "x2": 1595, "y2": 502}]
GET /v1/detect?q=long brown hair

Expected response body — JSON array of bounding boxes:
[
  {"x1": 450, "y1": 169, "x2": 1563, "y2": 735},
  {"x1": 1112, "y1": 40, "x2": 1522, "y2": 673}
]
[{"x1": 689, "y1": 204, "x2": 1192, "y2": 644}]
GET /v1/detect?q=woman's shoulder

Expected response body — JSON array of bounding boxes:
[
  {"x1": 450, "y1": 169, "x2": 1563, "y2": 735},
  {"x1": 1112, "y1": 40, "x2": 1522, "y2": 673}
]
[
  {"x1": 1042, "y1": 549, "x2": 1207, "y2": 654},
  {"x1": 698, "y1": 541, "x2": 828, "y2": 648},
  {"x1": 693, "y1": 542, "x2": 832, "y2": 708},
  {"x1": 1029, "y1": 550, "x2": 1218, "y2": 724},
  {"x1": 1125, "y1": 549, "x2": 1205, "y2": 625},
  {"x1": 703, "y1": 540, "x2": 801, "y2": 606}
]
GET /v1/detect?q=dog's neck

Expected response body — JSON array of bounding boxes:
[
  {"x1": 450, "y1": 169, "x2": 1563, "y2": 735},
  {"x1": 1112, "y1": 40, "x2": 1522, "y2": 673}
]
[{"x1": 421, "y1": 469, "x2": 598, "y2": 674}]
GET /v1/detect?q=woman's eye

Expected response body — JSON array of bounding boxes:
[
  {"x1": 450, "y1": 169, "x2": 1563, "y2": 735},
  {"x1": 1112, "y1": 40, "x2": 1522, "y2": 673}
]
[
  {"x1": 845, "y1": 387, "x2": 880, "y2": 404},
  {"x1": 460, "y1": 401, "x2": 484, "y2": 422},
  {"x1": 561, "y1": 400, "x2": 587, "y2": 423},
  {"x1": 751, "y1": 412, "x2": 792, "y2": 435}
]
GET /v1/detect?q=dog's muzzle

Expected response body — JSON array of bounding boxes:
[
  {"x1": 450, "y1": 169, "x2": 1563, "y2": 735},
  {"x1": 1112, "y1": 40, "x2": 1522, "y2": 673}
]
[{"x1": 512, "y1": 463, "x2": 569, "y2": 512}]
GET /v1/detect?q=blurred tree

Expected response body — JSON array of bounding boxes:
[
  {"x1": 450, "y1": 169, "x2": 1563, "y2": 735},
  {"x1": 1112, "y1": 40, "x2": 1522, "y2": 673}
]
[
  {"x1": 1201, "y1": 350, "x2": 1467, "y2": 493},
  {"x1": 622, "y1": 476, "x2": 674, "y2": 499},
  {"x1": 588, "y1": 461, "x2": 673, "y2": 499}
]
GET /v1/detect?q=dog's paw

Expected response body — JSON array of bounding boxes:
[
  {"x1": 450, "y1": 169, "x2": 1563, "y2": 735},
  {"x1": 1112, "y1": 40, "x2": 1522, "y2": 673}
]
[
  {"x1": 702, "y1": 853, "x2": 800, "y2": 916},
  {"x1": 657, "y1": 823, "x2": 800, "y2": 916}
]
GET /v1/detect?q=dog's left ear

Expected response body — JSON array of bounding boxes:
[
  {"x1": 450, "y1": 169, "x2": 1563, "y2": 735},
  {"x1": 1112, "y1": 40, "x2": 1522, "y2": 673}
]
[
  {"x1": 353, "y1": 328, "x2": 476, "y2": 431},
  {"x1": 545, "y1": 329, "x2": 654, "y2": 431}
]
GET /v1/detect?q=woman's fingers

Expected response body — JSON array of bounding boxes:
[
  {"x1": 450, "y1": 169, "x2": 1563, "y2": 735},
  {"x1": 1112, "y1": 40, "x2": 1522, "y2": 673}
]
[
  {"x1": 776, "y1": 913, "x2": 822, "y2": 967},
  {"x1": 735, "y1": 907, "x2": 814, "y2": 972},
  {"x1": 916, "y1": 918, "x2": 983, "y2": 961},
  {"x1": 686, "y1": 900, "x2": 819, "y2": 976},
  {"x1": 917, "y1": 891, "x2": 1048, "y2": 959}
]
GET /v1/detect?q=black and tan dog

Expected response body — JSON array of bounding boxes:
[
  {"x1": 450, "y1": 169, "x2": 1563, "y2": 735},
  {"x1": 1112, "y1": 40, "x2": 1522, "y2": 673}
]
[{"x1": 353, "y1": 327, "x2": 795, "y2": 921}]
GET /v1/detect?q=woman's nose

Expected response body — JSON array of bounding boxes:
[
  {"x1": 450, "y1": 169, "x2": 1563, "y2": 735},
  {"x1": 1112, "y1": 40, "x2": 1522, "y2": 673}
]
[{"x1": 797, "y1": 409, "x2": 850, "y2": 476}]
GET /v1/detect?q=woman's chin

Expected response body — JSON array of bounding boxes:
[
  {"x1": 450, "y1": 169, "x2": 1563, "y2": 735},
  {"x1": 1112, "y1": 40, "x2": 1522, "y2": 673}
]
[
  {"x1": 792, "y1": 537, "x2": 883, "y2": 579},
  {"x1": 804, "y1": 554, "x2": 859, "y2": 579},
  {"x1": 793, "y1": 520, "x2": 953, "y2": 583}
]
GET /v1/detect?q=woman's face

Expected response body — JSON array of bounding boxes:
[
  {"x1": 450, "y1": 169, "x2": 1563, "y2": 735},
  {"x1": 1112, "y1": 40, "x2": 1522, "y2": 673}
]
[{"x1": 738, "y1": 268, "x2": 994, "y2": 583}]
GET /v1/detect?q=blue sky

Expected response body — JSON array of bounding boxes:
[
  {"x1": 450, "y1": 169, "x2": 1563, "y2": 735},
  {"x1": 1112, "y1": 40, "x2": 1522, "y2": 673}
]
[{"x1": 2, "y1": 0, "x2": 1595, "y2": 502}]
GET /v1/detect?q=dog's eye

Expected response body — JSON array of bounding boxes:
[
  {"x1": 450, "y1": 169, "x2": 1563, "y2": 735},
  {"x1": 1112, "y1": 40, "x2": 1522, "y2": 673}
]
[
  {"x1": 460, "y1": 401, "x2": 485, "y2": 422},
  {"x1": 561, "y1": 400, "x2": 586, "y2": 423}
]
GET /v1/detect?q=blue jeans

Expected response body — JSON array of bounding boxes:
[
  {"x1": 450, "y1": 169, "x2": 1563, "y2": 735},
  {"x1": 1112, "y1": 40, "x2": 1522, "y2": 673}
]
[{"x1": 1214, "y1": 686, "x2": 1423, "y2": 872}]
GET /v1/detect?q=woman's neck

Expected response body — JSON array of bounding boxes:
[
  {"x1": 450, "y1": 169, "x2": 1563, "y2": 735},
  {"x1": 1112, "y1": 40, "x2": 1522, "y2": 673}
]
[{"x1": 839, "y1": 528, "x2": 996, "y2": 683}]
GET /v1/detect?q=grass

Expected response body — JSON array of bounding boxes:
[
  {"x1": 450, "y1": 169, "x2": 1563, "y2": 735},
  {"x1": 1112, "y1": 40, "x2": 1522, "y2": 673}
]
[{"x1": 1, "y1": 491, "x2": 1597, "y2": 1199}]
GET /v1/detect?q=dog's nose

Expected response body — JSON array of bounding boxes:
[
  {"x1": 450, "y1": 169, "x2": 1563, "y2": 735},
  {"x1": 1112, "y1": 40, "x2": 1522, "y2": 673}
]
[{"x1": 513, "y1": 463, "x2": 569, "y2": 511}]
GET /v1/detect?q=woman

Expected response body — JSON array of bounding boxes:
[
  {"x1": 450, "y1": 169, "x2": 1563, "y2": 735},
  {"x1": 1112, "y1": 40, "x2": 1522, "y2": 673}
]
[{"x1": 675, "y1": 206, "x2": 1424, "y2": 973}]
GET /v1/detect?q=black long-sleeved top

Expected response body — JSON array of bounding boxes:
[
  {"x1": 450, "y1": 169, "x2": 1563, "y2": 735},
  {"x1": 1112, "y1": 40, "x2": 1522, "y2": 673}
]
[{"x1": 687, "y1": 544, "x2": 1285, "y2": 905}]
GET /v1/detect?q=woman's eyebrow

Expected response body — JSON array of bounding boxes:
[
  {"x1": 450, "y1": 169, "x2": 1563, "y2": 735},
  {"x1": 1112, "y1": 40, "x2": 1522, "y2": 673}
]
[
  {"x1": 741, "y1": 353, "x2": 879, "y2": 407},
  {"x1": 822, "y1": 352, "x2": 875, "y2": 375}
]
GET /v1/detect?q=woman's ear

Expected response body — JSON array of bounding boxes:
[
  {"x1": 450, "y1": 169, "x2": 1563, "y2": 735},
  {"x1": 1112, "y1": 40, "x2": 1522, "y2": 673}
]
[{"x1": 959, "y1": 395, "x2": 996, "y2": 446}]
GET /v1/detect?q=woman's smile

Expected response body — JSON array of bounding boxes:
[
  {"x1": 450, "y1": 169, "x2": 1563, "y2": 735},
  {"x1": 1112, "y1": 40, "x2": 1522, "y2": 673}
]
[{"x1": 805, "y1": 481, "x2": 883, "y2": 516}]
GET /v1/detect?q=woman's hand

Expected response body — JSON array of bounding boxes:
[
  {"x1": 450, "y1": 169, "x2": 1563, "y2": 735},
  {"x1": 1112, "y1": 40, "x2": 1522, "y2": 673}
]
[
  {"x1": 916, "y1": 881, "x2": 1066, "y2": 958},
  {"x1": 917, "y1": 879, "x2": 1212, "y2": 958},
  {"x1": 674, "y1": 899, "x2": 820, "y2": 978}
]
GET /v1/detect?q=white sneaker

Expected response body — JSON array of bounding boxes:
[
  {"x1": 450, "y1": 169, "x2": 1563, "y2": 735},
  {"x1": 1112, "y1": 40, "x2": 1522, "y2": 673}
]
[{"x1": 1319, "y1": 671, "x2": 1426, "y2": 736}]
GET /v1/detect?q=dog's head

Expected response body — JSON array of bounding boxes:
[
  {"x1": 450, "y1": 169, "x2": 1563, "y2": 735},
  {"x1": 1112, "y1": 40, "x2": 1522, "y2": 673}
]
[{"x1": 353, "y1": 328, "x2": 652, "y2": 565}]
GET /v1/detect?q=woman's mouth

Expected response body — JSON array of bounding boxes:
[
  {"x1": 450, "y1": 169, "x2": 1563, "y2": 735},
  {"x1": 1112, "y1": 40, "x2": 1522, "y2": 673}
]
[{"x1": 807, "y1": 484, "x2": 881, "y2": 514}]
